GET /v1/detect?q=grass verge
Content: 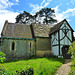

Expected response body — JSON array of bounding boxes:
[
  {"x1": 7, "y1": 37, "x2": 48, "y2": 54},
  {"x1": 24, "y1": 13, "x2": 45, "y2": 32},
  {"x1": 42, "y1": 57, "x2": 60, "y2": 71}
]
[
  {"x1": 0, "y1": 57, "x2": 64, "y2": 75},
  {"x1": 69, "y1": 58, "x2": 75, "y2": 75}
]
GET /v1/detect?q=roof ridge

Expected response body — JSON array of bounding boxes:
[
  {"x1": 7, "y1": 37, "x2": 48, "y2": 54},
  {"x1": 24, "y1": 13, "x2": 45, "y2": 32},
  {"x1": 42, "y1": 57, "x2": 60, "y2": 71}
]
[
  {"x1": 8, "y1": 22, "x2": 30, "y2": 26},
  {"x1": 53, "y1": 19, "x2": 65, "y2": 27},
  {"x1": 49, "y1": 19, "x2": 66, "y2": 35},
  {"x1": 32, "y1": 23, "x2": 53, "y2": 26}
]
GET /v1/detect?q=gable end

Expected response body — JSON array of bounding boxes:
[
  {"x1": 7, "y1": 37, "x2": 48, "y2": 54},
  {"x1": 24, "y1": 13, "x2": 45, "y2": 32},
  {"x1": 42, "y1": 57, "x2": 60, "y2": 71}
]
[
  {"x1": 1, "y1": 20, "x2": 8, "y2": 36},
  {"x1": 49, "y1": 19, "x2": 74, "y2": 35}
]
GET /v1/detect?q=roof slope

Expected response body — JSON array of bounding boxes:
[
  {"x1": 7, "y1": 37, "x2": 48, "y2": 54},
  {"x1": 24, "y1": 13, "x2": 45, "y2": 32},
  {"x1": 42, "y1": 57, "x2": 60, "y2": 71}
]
[
  {"x1": 49, "y1": 19, "x2": 74, "y2": 35},
  {"x1": 1, "y1": 21, "x2": 33, "y2": 38},
  {"x1": 1, "y1": 19, "x2": 73, "y2": 38},
  {"x1": 1, "y1": 21, "x2": 52, "y2": 38},
  {"x1": 32, "y1": 23, "x2": 51, "y2": 37}
]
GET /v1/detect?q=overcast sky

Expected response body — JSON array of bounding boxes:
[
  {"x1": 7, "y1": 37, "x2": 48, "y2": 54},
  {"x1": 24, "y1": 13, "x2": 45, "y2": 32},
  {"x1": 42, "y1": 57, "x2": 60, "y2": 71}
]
[{"x1": 0, "y1": 0, "x2": 75, "y2": 36}]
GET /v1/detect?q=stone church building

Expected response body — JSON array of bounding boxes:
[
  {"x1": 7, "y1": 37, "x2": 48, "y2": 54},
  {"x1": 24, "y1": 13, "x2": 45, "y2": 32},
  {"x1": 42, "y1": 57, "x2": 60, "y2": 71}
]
[{"x1": 0, "y1": 19, "x2": 74, "y2": 60}]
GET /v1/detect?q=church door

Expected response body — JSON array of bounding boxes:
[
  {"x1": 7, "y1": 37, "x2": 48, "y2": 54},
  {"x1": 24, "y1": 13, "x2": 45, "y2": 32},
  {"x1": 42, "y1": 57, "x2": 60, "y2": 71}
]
[{"x1": 62, "y1": 45, "x2": 71, "y2": 59}]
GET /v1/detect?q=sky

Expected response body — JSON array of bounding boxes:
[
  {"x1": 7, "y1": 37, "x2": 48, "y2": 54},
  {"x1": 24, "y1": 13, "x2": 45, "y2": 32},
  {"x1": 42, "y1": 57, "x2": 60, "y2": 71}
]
[{"x1": 0, "y1": 0, "x2": 75, "y2": 36}]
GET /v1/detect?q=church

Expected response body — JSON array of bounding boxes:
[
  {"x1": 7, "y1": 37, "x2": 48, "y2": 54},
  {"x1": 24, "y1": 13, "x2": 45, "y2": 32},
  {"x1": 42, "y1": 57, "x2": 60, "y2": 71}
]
[{"x1": 0, "y1": 19, "x2": 74, "y2": 60}]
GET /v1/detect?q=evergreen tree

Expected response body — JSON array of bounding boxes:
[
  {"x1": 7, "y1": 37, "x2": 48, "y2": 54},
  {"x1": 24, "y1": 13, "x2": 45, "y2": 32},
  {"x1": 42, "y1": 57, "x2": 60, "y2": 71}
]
[
  {"x1": 16, "y1": 11, "x2": 34, "y2": 24},
  {"x1": 36, "y1": 8, "x2": 57, "y2": 24},
  {"x1": 15, "y1": 8, "x2": 57, "y2": 24}
]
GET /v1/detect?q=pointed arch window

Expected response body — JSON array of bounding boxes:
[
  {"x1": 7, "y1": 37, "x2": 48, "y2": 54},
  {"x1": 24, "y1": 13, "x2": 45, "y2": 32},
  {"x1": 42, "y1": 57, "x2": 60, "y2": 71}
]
[
  {"x1": 12, "y1": 42, "x2": 15, "y2": 50},
  {"x1": 30, "y1": 42, "x2": 31, "y2": 52}
]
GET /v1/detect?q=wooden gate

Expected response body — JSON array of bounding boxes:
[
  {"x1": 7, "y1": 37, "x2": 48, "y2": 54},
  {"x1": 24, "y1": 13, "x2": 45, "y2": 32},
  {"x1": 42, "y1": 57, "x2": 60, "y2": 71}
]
[{"x1": 62, "y1": 45, "x2": 71, "y2": 59}]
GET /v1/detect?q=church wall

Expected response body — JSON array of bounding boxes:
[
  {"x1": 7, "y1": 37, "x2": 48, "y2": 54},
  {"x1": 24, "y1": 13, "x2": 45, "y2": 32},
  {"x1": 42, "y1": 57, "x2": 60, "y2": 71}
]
[
  {"x1": 52, "y1": 46, "x2": 59, "y2": 56},
  {"x1": 1, "y1": 38, "x2": 35, "y2": 60},
  {"x1": 35, "y1": 37, "x2": 51, "y2": 57},
  {"x1": 59, "y1": 22, "x2": 73, "y2": 56},
  {"x1": 51, "y1": 32, "x2": 59, "y2": 56}
]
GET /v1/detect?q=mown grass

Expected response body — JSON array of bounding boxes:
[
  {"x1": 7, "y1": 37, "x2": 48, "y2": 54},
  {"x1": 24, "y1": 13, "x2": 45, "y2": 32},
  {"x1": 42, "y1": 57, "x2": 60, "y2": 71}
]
[{"x1": 0, "y1": 57, "x2": 64, "y2": 75}]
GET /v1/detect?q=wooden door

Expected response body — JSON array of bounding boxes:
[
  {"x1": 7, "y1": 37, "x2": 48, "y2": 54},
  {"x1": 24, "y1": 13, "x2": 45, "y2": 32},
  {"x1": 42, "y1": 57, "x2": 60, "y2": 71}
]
[{"x1": 62, "y1": 45, "x2": 71, "y2": 59}]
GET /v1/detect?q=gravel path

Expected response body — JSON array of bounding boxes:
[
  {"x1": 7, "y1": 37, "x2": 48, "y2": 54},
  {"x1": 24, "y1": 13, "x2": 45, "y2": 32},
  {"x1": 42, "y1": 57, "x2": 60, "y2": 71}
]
[{"x1": 56, "y1": 59, "x2": 72, "y2": 75}]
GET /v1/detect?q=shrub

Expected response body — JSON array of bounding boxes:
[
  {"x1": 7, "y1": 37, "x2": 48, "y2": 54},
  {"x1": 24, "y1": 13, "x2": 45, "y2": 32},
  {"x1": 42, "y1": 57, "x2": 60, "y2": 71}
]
[
  {"x1": 69, "y1": 58, "x2": 75, "y2": 75},
  {"x1": 68, "y1": 42, "x2": 75, "y2": 75},
  {"x1": 0, "y1": 52, "x2": 6, "y2": 63},
  {"x1": 0, "y1": 65, "x2": 9, "y2": 75},
  {"x1": 68, "y1": 42, "x2": 75, "y2": 58},
  {"x1": 16, "y1": 67, "x2": 34, "y2": 75}
]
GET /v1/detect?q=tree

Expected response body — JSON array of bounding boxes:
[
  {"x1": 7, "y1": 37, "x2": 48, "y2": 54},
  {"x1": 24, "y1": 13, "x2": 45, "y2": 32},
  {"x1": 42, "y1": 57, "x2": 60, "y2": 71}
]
[
  {"x1": 68, "y1": 42, "x2": 75, "y2": 58},
  {"x1": 15, "y1": 8, "x2": 57, "y2": 24},
  {"x1": 16, "y1": 11, "x2": 34, "y2": 24},
  {"x1": 36, "y1": 8, "x2": 57, "y2": 24}
]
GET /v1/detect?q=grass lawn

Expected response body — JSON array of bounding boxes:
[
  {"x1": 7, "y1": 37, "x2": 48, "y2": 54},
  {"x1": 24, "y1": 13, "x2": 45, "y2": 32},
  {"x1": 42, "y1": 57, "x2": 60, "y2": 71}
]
[{"x1": 0, "y1": 57, "x2": 64, "y2": 75}]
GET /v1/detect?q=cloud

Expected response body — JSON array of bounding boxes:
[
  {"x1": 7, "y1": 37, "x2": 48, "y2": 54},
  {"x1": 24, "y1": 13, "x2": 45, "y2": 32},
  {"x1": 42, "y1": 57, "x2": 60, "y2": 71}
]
[
  {"x1": 71, "y1": 0, "x2": 75, "y2": 5},
  {"x1": 41, "y1": 0, "x2": 45, "y2": 5},
  {"x1": 0, "y1": 0, "x2": 19, "y2": 9},
  {"x1": 53, "y1": 5, "x2": 75, "y2": 36},
  {"x1": 16, "y1": 0, "x2": 19, "y2": 2},
  {"x1": 30, "y1": 4, "x2": 43, "y2": 14},
  {"x1": 0, "y1": 10, "x2": 19, "y2": 33},
  {"x1": 30, "y1": 0, "x2": 52, "y2": 14},
  {"x1": 53, "y1": 5, "x2": 64, "y2": 21},
  {"x1": 0, "y1": 0, "x2": 19, "y2": 34},
  {"x1": 62, "y1": 8, "x2": 75, "y2": 15},
  {"x1": 54, "y1": 5, "x2": 75, "y2": 22},
  {"x1": 44, "y1": 2, "x2": 49, "y2": 7},
  {"x1": 0, "y1": 0, "x2": 14, "y2": 9}
]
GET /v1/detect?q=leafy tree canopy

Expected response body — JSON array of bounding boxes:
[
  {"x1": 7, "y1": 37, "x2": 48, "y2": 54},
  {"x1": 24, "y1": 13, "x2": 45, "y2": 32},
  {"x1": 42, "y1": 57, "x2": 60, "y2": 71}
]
[
  {"x1": 15, "y1": 8, "x2": 57, "y2": 25},
  {"x1": 16, "y1": 11, "x2": 34, "y2": 24}
]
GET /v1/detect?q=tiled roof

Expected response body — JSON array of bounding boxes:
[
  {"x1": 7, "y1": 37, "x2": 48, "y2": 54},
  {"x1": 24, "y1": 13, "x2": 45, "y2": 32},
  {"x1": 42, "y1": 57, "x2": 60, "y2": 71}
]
[
  {"x1": 1, "y1": 19, "x2": 74, "y2": 38},
  {"x1": 49, "y1": 19, "x2": 74, "y2": 35},
  {"x1": 32, "y1": 23, "x2": 52, "y2": 37},
  {"x1": 49, "y1": 19, "x2": 65, "y2": 35},
  {"x1": 1, "y1": 21, "x2": 33, "y2": 38}
]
